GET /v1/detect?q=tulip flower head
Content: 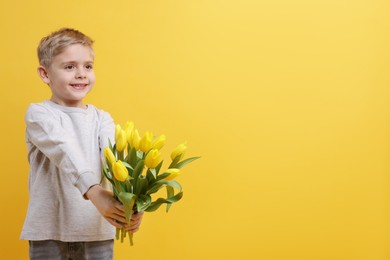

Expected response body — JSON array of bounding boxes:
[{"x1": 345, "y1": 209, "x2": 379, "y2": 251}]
[
  {"x1": 124, "y1": 121, "x2": 134, "y2": 143},
  {"x1": 112, "y1": 160, "x2": 129, "y2": 182},
  {"x1": 104, "y1": 147, "x2": 116, "y2": 165},
  {"x1": 151, "y1": 134, "x2": 166, "y2": 150},
  {"x1": 165, "y1": 168, "x2": 180, "y2": 180},
  {"x1": 171, "y1": 142, "x2": 188, "y2": 161},
  {"x1": 115, "y1": 124, "x2": 127, "y2": 152},
  {"x1": 145, "y1": 149, "x2": 161, "y2": 169},
  {"x1": 139, "y1": 131, "x2": 153, "y2": 152},
  {"x1": 129, "y1": 129, "x2": 141, "y2": 150}
]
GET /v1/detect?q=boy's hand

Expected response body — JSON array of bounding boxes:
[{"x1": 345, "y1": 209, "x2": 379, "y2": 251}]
[
  {"x1": 85, "y1": 185, "x2": 127, "y2": 228},
  {"x1": 124, "y1": 211, "x2": 144, "y2": 233}
]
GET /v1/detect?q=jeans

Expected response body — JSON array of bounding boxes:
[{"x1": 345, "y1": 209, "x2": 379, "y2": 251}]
[{"x1": 29, "y1": 239, "x2": 114, "y2": 260}]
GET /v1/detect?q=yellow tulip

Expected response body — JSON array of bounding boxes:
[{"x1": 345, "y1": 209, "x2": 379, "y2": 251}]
[
  {"x1": 112, "y1": 160, "x2": 128, "y2": 182},
  {"x1": 104, "y1": 147, "x2": 116, "y2": 165},
  {"x1": 151, "y1": 134, "x2": 166, "y2": 150},
  {"x1": 171, "y1": 142, "x2": 187, "y2": 160},
  {"x1": 124, "y1": 121, "x2": 134, "y2": 143},
  {"x1": 145, "y1": 149, "x2": 161, "y2": 169},
  {"x1": 115, "y1": 124, "x2": 121, "y2": 141},
  {"x1": 164, "y1": 168, "x2": 180, "y2": 180},
  {"x1": 139, "y1": 131, "x2": 153, "y2": 152},
  {"x1": 130, "y1": 129, "x2": 141, "y2": 150},
  {"x1": 115, "y1": 124, "x2": 127, "y2": 152}
]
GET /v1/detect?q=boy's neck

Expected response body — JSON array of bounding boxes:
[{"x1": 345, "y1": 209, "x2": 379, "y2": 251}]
[{"x1": 50, "y1": 97, "x2": 88, "y2": 109}]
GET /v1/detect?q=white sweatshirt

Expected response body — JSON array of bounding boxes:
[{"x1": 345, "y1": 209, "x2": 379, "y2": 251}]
[{"x1": 20, "y1": 100, "x2": 116, "y2": 241}]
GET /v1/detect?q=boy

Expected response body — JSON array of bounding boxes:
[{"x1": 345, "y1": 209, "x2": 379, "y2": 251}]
[{"x1": 20, "y1": 28, "x2": 143, "y2": 259}]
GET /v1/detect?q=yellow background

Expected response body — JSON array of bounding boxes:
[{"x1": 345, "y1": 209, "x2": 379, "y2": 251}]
[{"x1": 0, "y1": 0, "x2": 389, "y2": 259}]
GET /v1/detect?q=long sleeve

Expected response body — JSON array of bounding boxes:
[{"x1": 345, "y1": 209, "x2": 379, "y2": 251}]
[{"x1": 25, "y1": 104, "x2": 97, "y2": 195}]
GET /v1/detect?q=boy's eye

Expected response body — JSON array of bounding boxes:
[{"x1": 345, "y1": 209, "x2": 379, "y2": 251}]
[
  {"x1": 85, "y1": 64, "x2": 94, "y2": 70},
  {"x1": 65, "y1": 65, "x2": 74, "y2": 70}
]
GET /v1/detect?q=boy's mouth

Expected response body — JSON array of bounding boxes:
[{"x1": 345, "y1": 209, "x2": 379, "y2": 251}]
[{"x1": 70, "y1": 84, "x2": 88, "y2": 89}]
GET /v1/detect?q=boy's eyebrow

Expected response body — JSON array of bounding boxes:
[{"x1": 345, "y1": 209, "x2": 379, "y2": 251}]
[{"x1": 60, "y1": 60, "x2": 94, "y2": 65}]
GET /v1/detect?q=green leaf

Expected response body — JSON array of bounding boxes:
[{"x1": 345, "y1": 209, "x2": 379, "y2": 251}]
[
  {"x1": 136, "y1": 150, "x2": 144, "y2": 160},
  {"x1": 125, "y1": 179, "x2": 133, "y2": 193},
  {"x1": 132, "y1": 160, "x2": 145, "y2": 193},
  {"x1": 122, "y1": 161, "x2": 134, "y2": 171},
  {"x1": 128, "y1": 147, "x2": 137, "y2": 168},
  {"x1": 100, "y1": 164, "x2": 108, "y2": 184},
  {"x1": 133, "y1": 160, "x2": 144, "y2": 180},
  {"x1": 118, "y1": 192, "x2": 137, "y2": 223},
  {"x1": 144, "y1": 192, "x2": 183, "y2": 212},
  {"x1": 125, "y1": 145, "x2": 131, "y2": 161},
  {"x1": 100, "y1": 170, "x2": 110, "y2": 185},
  {"x1": 108, "y1": 138, "x2": 113, "y2": 151},
  {"x1": 136, "y1": 195, "x2": 152, "y2": 212},
  {"x1": 146, "y1": 169, "x2": 154, "y2": 184},
  {"x1": 155, "y1": 172, "x2": 170, "y2": 182},
  {"x1": 144, "y1": 200, "x2": 168, "y2": 212},
  {"x1": 174, "y1": 156, "x2": 201, "y2": 169},
  {"x1": 168, "y1": 155, "x2": 181, "y2": 169},
  {"x1": 103, "y1": 164, "x2": 108, "y2": 174},
  {"x1": 149, "y1": 168, "x2": 157, "y2": 179},
  {"x1": 146, "y1": 179, "x2": 182, "y2": 195},
  {"x1": 113, "y1": 178, "x2": 127, "y2": 194},
  {"x1": 101, "y1": 166, "x2": 114, "y2": 186},
  {"x1": 147, "y1": 164, "x2": 165, "y2": 185},
  {"x1": 169, "y1": 191, "x2": 183, "y2": 202},
  {"x1": 155, "y1": 160, "x2": 163, "y2": 174},
  {"x1": 113, "y1": 188, "x2": 119, "y2": 199},
  {"x1": 166, "y1": 186, "x2": 174, "y2": 212},
  {"x1": 140, "y1": 177, "x2": 149, "y2": 194},
  {"x1": 134, "y1": 175, "x2": 148, "y2": 195}
]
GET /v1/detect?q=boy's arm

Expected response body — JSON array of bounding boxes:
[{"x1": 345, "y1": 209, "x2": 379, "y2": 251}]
[
  {"x1": 85, "y1": 185, "x2": 127, "y2": 228},
  {"x1": 25, "y1": 104, "x2": 97, "y2": 196},
  {"x1": 85, "y1": 185, "x2": 144, "y2": 230}
]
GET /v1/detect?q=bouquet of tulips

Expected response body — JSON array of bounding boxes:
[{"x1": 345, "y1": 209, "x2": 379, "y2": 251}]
[{"x1": 101, "y1": 121, "x2": 199, "y2": 246}]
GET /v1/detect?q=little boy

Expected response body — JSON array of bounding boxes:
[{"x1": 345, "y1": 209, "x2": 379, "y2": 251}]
[{"x1": 20, "y1": 28, "x2": 143, "y2": 259}]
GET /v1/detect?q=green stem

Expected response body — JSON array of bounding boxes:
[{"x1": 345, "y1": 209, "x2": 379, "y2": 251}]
[
  {"x1": 120, "y1": 228, "x2": 125, "y2": 243},
  {"x1": 118, "y1": 150, "x2": 124, "y2": 161},
  {"x1": 129, "y1": 231, "x2": 134, "y2": 246},
  {"x1": 116, "y1": 228, "x2": 120, "y2": 240},
  {"x1": 113, "y1": 178, "x2": 122, "y2": 193}
]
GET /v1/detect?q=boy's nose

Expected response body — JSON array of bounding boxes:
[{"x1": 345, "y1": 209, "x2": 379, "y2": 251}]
[{"x1": 76, "y1": 71, "x2": 86, "y2": 79}]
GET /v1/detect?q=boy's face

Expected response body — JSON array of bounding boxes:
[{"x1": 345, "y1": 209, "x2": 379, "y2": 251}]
[{"x1": 38, "y1": 44, "x2": 95, "y2": 108}]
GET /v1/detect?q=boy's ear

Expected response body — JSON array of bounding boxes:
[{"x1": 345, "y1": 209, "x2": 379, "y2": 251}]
[{"x1": 37, "y1": 66, "x2": 50, "y2": 84}]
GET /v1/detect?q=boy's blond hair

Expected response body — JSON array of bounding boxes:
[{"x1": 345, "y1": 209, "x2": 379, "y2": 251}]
[{"x1": 37, "y1": 28, "x2": 94, "y2": 68}]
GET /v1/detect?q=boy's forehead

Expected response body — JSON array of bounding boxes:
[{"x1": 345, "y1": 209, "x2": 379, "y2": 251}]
[{"x1": 53, "y1": 44, "x2": 94, "y2": 62}]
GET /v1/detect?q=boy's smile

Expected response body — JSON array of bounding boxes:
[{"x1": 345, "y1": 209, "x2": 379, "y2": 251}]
[
  {"x1": 38, "y1": 44, "x2": 95, "y2": 108},
  {"x1": 71, "y1": 84, "x2": 88, "y2": 89}
]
